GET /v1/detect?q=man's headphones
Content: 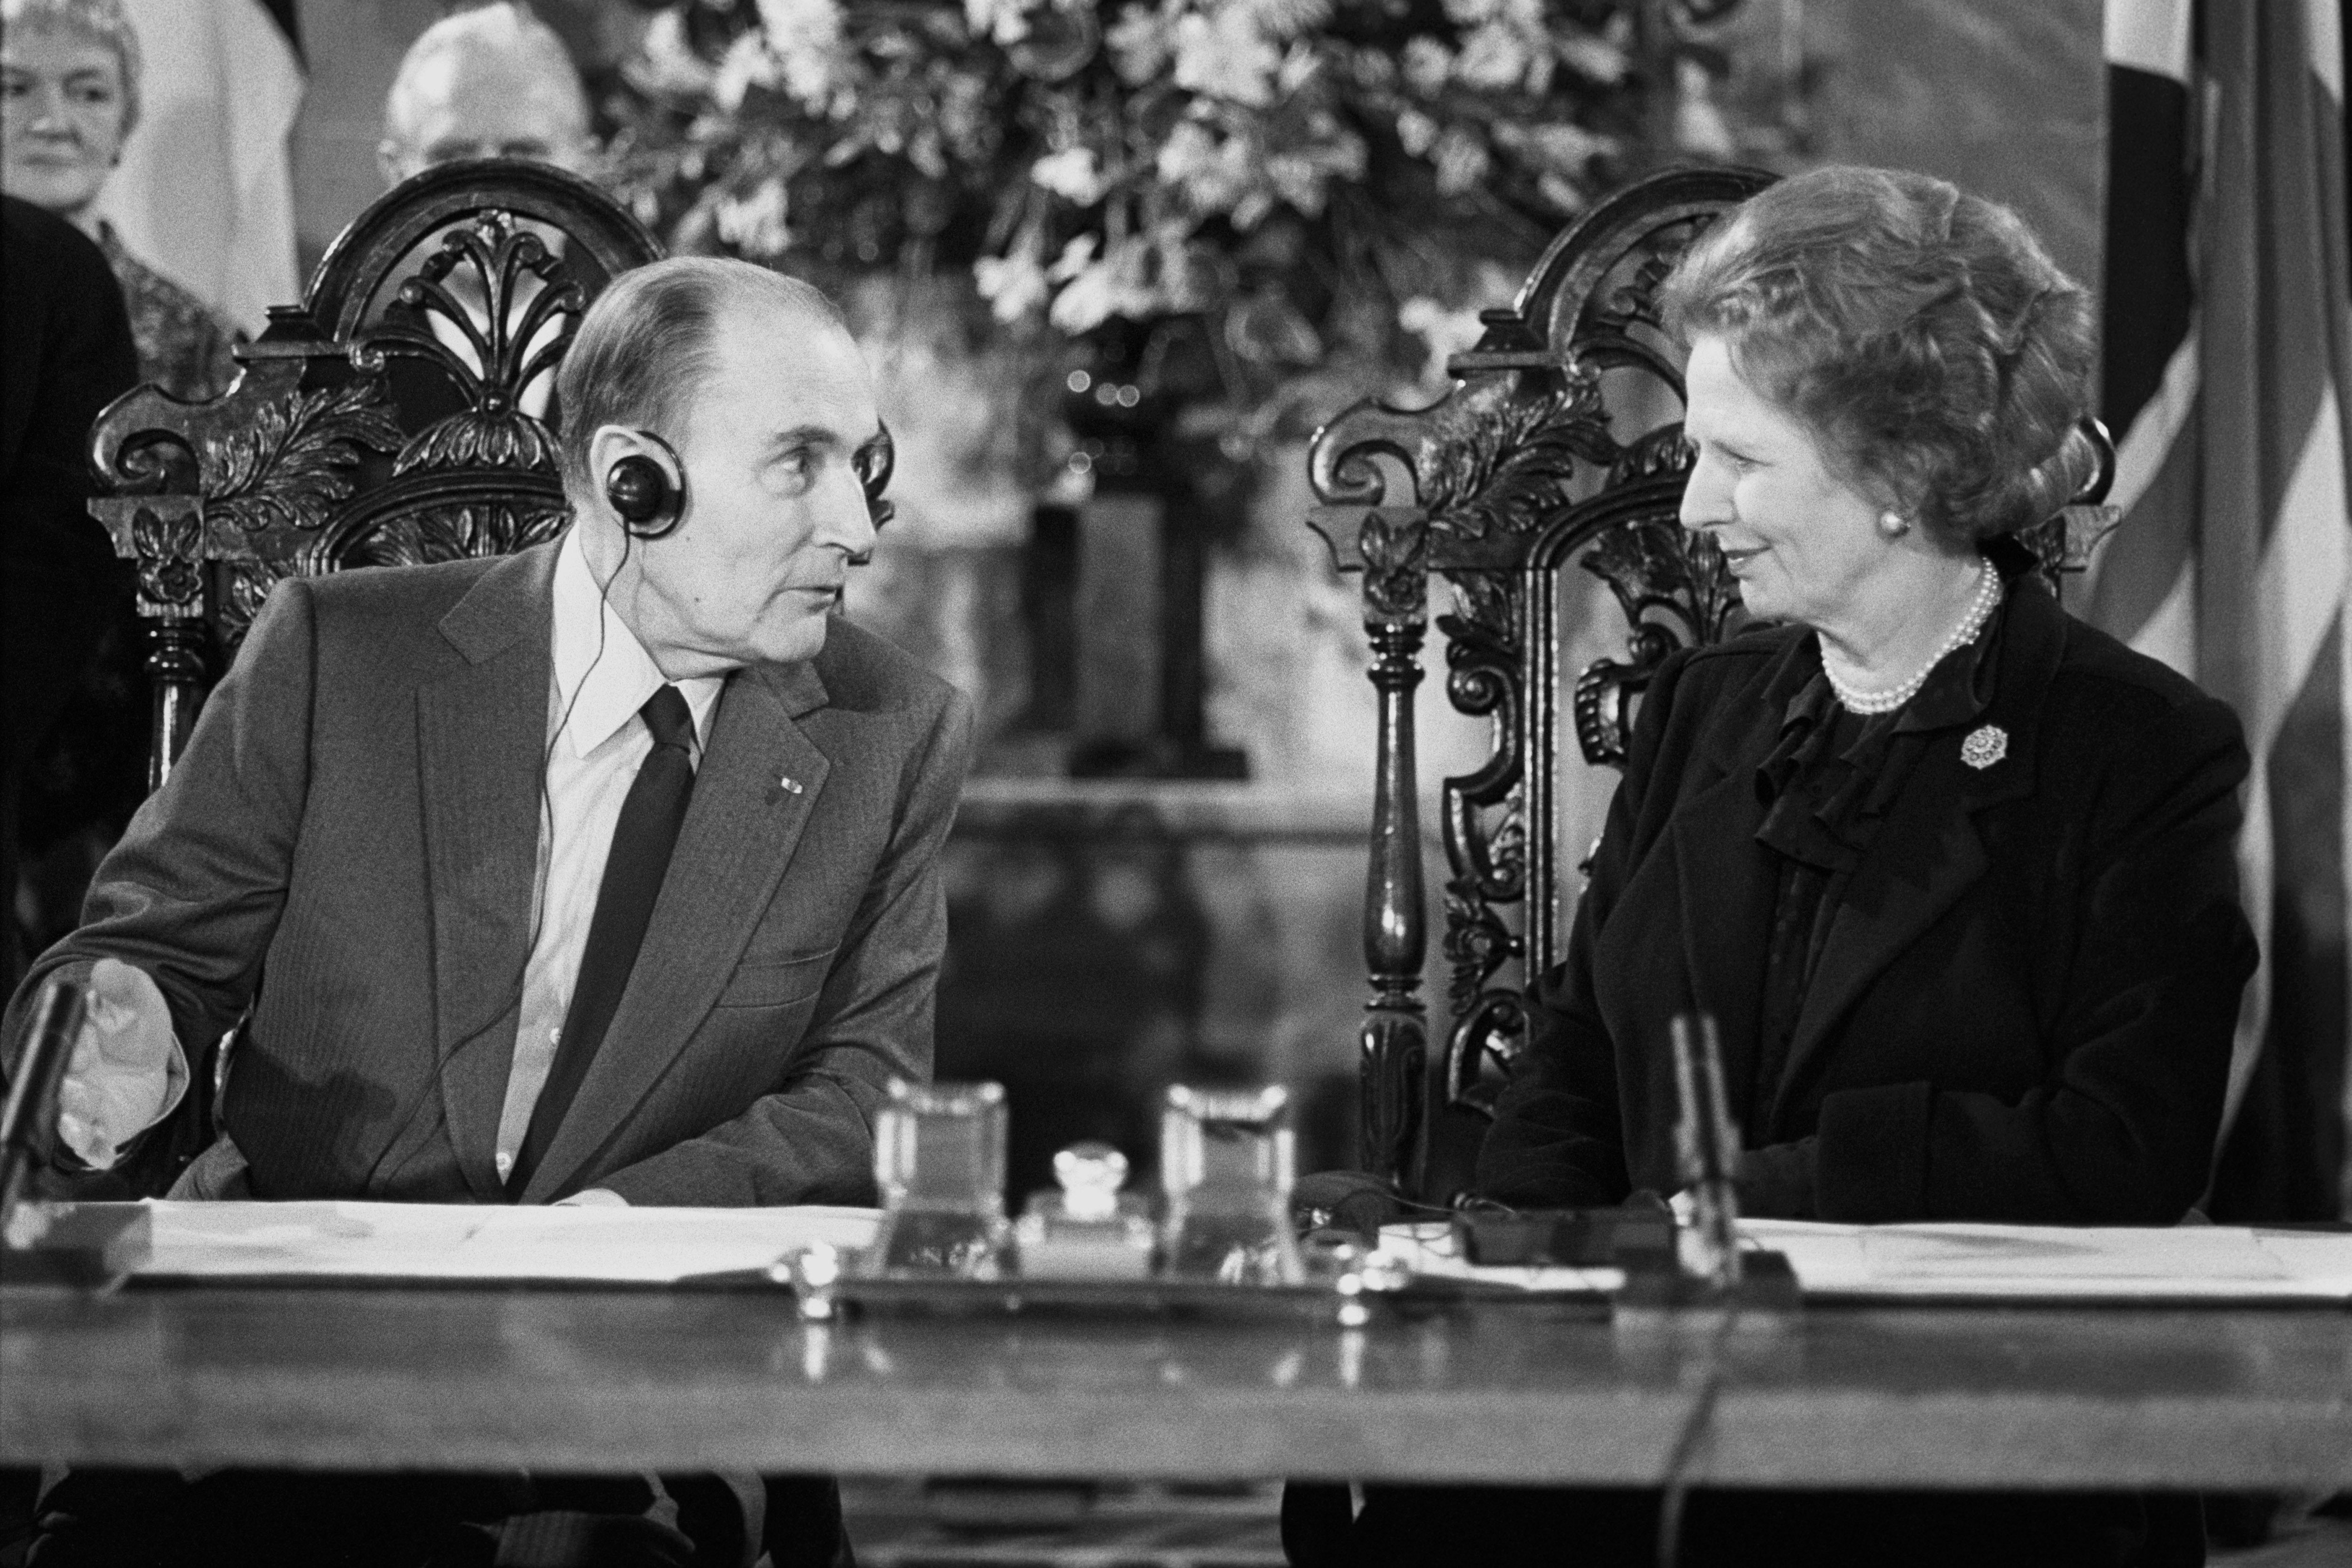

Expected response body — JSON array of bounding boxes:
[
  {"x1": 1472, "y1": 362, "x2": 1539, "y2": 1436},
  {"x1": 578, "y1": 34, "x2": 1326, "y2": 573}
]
[
  {"x1": 605, "y1": 431, "x2": 687, "y2": 540},
  {"x1": 603, "y1": 420, "x2": 900, "y2": 544}
]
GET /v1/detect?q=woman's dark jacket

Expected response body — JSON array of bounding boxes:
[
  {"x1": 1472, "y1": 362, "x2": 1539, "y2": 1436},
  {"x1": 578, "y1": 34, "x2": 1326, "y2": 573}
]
[{"x1": 1477, "y1": 573, "x2": 2258, "y2": 1223}]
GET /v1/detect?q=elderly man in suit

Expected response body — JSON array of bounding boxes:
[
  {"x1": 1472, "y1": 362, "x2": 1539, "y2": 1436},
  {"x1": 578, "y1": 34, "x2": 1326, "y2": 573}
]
[{"x1": 8, "y1": 255, "x2": 971, "y2": 1565}]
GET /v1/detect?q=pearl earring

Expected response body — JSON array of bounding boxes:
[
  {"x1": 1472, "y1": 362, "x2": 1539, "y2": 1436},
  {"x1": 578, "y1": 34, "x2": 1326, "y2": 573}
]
[{"x1": 1877, "y1": 510, "x2": 1911, "y2": 539}]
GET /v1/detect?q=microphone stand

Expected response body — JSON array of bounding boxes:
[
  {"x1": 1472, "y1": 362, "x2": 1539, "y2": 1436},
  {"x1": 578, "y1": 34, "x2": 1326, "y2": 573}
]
[
  {"x1": 0, "y1": 974, "x2": 150, "y2": 1285},
  {"x1": 0, "y1": 976, "x2": 87, "y2": 1233}
]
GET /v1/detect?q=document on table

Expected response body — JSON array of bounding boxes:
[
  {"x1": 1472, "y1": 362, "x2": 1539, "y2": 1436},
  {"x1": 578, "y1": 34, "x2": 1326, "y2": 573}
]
[
  {"x1": 128, "y1": 1201, "x2": 882, "y2": 1284},
  {"x1": 1746, "y1": 1220, "x2": 2352, "y2": 1302},
  {"x1": 1378, "y1": 1220, "x2": 2352, "y2": 1302}
]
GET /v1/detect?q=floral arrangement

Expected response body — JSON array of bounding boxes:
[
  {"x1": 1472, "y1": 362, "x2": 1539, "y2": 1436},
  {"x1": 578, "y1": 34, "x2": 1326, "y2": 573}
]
[{"x1": 606, "y1": 0, "x2": 1752, "y2": 472}]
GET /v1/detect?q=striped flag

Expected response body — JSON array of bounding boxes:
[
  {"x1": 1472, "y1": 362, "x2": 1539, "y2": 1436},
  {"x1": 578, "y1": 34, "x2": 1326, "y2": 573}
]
[{"x1": 2084, "y1": 0, "x2": 2352, "y2": 1220}]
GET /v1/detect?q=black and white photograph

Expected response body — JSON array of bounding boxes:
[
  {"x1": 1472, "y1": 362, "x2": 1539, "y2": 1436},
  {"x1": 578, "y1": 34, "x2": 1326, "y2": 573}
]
[{"x1": 0, "y1": 0, "x2": 2347, "y2": 1563}]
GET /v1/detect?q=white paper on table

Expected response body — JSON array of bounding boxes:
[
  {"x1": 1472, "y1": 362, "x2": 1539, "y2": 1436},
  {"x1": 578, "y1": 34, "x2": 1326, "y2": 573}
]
[
  {"x1": 1379, "y1": 1218, "x2": 2352, "y2": 1302},
  {"x1": 1374, "y1": 1221, "x2": 1625, "y2": 1294},
  {"x1": 1748, "y1": 1220, "x2": 2352, "y2": 1301},
  {"x1": 131, "y1": 1201, "x2": 881, "y2": 1283}
]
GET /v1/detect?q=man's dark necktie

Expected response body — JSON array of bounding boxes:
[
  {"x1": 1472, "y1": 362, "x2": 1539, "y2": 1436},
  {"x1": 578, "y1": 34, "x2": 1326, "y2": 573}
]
[{"x1": 509, "y1": 684, "x2": 698, "y2": 1194}]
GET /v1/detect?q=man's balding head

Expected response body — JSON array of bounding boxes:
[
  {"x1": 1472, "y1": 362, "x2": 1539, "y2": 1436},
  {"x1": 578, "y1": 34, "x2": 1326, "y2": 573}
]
[
  {"x1": 555, "y1": 256, "x2": 854, "y2": 506},
  {"x1": 379, "y1": 2, "x2": 589, "y2": 186}
]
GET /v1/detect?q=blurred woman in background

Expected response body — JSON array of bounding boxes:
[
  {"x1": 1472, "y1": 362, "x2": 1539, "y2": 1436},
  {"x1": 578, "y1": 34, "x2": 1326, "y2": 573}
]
[{"x1": 2, "y1": 0, "x2": 238, "y2": 402}]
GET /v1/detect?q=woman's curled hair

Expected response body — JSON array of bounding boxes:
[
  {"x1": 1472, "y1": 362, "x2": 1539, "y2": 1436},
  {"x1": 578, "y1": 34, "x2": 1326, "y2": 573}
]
[{"x1": 1658, "y1": 165, "x2": 2101, "y2": 548}]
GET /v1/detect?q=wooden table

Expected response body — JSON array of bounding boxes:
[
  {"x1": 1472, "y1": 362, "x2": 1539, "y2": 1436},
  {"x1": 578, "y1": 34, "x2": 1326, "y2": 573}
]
[{"x1": 3, "y1": 1286, "x2": 2346, "y2": 1489}]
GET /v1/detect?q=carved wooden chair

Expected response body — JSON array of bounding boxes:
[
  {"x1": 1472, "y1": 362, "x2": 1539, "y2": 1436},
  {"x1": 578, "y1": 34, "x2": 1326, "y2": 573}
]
[
  {"x1": 1306, "y1": 167, "x2": 1776, "y2": 1197},
  {"x1": 86, "y1": 158, "x2": 662, "y2": 790}
]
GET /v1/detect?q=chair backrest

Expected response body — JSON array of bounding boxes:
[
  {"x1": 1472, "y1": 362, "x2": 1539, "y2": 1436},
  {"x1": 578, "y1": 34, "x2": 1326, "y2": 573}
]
[
  {"x1": 1306, "y1": 166, "x2": 1774, "y2": 1194},
  {"x1": 86, "y1": 159, "x2": 662, "y2": 789}
]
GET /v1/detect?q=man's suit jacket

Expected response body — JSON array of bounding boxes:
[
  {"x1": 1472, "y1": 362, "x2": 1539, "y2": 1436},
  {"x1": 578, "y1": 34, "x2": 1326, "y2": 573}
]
[
  {"x1": 8, "y1": 540, "x2": 974, "y2": 1206},
  {"x1": 1477, "y1": 576, "x2": 2258, "y2": 1224}
]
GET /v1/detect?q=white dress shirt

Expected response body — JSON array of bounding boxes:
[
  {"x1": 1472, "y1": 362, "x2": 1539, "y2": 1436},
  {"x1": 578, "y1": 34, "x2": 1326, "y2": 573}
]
[{"x1": 493, "y1": 530, "x2": 725, "y2": 1182}]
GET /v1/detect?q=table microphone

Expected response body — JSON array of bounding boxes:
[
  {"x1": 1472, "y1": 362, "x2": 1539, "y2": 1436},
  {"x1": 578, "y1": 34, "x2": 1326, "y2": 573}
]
[{"x1": 0, "y1": 973, "x2": 89, "y2": 1234}]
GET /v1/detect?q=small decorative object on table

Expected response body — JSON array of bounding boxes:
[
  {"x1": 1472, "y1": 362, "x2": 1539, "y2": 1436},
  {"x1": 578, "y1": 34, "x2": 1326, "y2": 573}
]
[{"x1": 1013, "y1": 1140, "x2": 1155, "y2": 1281}]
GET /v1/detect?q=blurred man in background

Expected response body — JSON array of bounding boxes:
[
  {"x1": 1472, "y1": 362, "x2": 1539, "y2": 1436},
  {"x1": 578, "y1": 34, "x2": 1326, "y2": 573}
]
[
  {"x1": 379, "y1": 1, "x2": 596, "y2": 420},
  {"x1": 379, "y1": 0, "x2": 591, "y2": 185}
]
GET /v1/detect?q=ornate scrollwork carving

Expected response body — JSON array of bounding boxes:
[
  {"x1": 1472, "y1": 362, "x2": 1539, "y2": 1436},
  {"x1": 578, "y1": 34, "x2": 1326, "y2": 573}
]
[
  {"x1": 1358, "y1": 509, "x2": 1430, "y2": 622},
  {"x1": 1573, "y1": 515, "x2": 1743, "y2": 768},
  {"x1": 129, "y1": 504, "x2": 206, "y2": 611},
  {"x1": 202, "y1": 380, "x2": 405, "y2": 541},
  {"x1": 372, "y1": 215, "x2": 579, "y2": 400},
  {"x1": 1421, "y1": 380, "x2": 1613, "y2": 542},
  {"x1": 1437, "y1": 575, "x2": 1525, "y2": 906},
  {"x1": 394, "y1": 407, "x2": 557, "y2": 476},
  {"x1": 362, "y1": 502, "x2": 571, "y2": 568}
]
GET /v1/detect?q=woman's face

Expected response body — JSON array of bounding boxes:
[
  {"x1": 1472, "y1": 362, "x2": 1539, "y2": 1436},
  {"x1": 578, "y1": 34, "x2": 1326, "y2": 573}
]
[
  {"x1": 0, "y1": 24, "x2": 129, "y2": 218},
  {"x1": 1678, "y1": 333, "x2": 1892, "y2": 628}
]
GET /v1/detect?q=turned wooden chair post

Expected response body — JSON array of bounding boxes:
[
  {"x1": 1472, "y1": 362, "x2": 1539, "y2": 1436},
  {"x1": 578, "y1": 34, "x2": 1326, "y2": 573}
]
[{"x1": 1351, "y1": 509, "x2": 1435, "y2": 1190}]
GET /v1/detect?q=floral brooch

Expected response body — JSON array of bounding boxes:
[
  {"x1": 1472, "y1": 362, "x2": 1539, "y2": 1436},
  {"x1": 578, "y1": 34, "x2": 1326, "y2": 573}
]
[{"x1": 1961, "y1": 724, "x2": 2009, "y2": 770}]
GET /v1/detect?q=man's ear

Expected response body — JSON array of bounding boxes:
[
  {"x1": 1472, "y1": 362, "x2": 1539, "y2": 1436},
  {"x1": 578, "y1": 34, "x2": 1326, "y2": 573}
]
[{"x1": 377, "y1": 139, "x2": 410, "y2": 189}]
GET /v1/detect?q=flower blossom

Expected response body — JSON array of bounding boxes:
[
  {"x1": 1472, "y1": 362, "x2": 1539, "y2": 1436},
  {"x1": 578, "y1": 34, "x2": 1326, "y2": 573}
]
[
  {"x1": 1173, "y1": 7, "x2": 1279, "y2": 106},
  {"x1": 715, "y1": 181, "x2": 791, "y2": 259},
  {"x1": 712, "y1": 31, "x2": 782, "y2": 111},
  {"x1": 965, "y1": 0, "x2": 1033, "y2": 45},
  {"x1": 975, "y1": 250, "x2": 1052, "y2": 322},
  {"x1": 1105, "y1": 0, "x2": 1176, "y2": 84},
  {"x1": 1031, "y1": 146, "x2": 1109, "y2": 204},
  {"x1": 755, "y1": 0, "x2": 846, "y2": 109}
]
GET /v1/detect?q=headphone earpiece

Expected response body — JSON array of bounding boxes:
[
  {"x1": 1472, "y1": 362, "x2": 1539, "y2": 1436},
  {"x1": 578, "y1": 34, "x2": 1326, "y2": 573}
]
[{"x1": 605, "y1": 435, "x2": 686, "y2": 539}]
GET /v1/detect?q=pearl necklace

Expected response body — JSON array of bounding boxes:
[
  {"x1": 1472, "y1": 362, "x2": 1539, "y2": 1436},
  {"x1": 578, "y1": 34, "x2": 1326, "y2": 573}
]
[{"x1": 1823, "y1": 562, "x2": 2004, "y2": 715}]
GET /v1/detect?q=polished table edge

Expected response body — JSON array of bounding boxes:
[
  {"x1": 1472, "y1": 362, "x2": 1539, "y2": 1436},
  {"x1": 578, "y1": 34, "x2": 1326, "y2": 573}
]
[{"x1": 4, "y1": 1284, "x2": 2348, "y2": 1490}]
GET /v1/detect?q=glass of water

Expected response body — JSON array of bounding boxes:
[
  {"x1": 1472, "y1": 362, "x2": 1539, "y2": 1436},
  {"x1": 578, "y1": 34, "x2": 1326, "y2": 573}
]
[
  {"x1": 1159, "y1": 1084, "x2": 1303, "y2": 1286},
  {"x1": 866, "y1": 1078, "x2": 1010, "y2": 1278}
]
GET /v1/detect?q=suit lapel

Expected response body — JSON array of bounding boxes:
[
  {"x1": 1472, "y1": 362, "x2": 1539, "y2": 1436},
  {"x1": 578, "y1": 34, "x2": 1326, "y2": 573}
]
[
  {"x1": 521, "y1": 658, "x2": 833, "y2": 1201},
  {"x1": 1776, "y1": 582, "x2": 2064, "y2": 1106},
  {"x1": 414, "y1": 546, "x2": 556, "y2": 1201}
]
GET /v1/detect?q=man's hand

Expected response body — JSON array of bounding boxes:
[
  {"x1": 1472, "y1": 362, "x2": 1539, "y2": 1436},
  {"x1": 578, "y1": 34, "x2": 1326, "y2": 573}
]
[
  {"x1": 54, "y1": 959, "x2": 178, "y2": 1169},
  {"x1": 554, "y1": 1188, "x2": 628, "y2": 1208}
]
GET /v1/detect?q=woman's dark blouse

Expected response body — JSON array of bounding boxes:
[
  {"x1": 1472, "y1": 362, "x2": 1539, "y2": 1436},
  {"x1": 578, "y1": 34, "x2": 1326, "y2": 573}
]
[{"x1": 1476, "y1": 571, "x2": 2258, "y2": 1223}]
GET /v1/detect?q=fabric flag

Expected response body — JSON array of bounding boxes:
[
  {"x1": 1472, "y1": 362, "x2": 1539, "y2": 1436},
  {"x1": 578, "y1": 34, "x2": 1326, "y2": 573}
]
[
  {"x1": 2084, "y1": 0, "x2": 2352, "y2": 1220},
  {"x1": 93, "y1": 0, "x2": 305, "y2": 338}
]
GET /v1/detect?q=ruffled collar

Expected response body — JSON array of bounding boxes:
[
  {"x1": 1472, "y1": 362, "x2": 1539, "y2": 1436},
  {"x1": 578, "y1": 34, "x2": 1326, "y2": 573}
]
[{"x1": 1753, "y1": 596, "x2": 2007, "y2": 872}]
